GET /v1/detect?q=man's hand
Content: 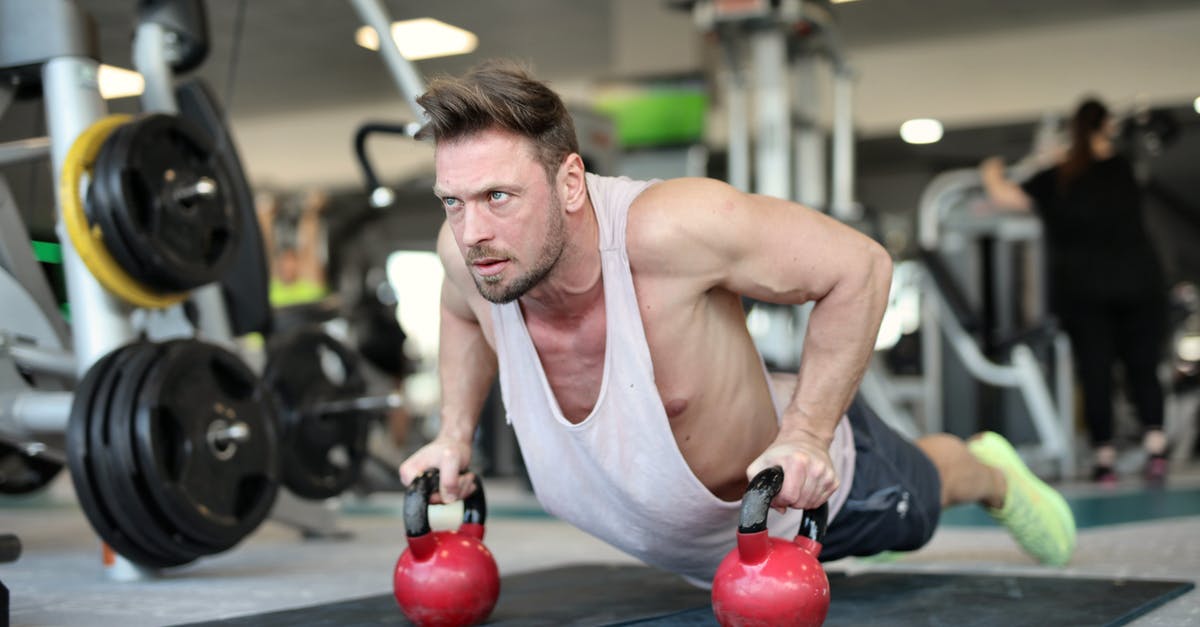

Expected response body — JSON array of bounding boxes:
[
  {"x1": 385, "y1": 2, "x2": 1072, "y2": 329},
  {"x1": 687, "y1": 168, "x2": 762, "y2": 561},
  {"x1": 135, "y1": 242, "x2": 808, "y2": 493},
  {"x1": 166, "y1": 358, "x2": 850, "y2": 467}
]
[
  {"x1": 746, "y1": 429, "x2": 838, "y2": 512},
  {"x1": 398, "y1": 436, "x2": 476, "y2": 504}
]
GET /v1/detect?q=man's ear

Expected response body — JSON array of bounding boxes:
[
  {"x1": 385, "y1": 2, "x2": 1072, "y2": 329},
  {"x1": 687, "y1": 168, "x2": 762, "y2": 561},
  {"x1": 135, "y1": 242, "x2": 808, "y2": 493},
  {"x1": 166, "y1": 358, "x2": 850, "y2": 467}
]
[{"x1": 558, "y1": 153, "x2": 588, "y2": 213}]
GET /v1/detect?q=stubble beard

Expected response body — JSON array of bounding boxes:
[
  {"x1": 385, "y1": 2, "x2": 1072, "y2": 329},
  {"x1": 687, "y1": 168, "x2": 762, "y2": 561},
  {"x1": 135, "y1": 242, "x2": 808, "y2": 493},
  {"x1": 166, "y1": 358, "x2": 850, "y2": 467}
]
[{"x1": 471, "y1": 194, "x2": 566, "y2": 304}]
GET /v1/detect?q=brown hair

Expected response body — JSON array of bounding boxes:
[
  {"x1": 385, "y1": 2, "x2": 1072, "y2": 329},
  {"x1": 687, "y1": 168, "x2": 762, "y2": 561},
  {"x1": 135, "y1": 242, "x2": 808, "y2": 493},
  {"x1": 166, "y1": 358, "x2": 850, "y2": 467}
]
[
  {"x1": 415, "y1": 59, "x2": 579, "y2": 183},
  {"x1": 1058, "y1": 97, "x2": 1109, "y2": 189}
]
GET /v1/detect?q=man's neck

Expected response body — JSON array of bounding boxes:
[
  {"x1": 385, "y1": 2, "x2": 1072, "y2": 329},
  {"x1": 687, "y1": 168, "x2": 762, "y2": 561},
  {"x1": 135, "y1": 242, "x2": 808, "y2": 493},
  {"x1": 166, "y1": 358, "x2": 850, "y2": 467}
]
[{"x1": 521, "y1": 198, "x2": 603, "y2": 322}]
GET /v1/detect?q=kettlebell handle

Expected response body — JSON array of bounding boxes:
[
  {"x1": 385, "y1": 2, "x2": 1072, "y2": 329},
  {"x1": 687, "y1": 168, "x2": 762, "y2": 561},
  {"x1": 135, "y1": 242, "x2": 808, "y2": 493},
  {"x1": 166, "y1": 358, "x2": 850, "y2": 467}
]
[
  {"x1": 740, "y1": 466, "x2": 828, "y2": 543},
  {"x1": 404, "y1": 469, "x2": 488, "y2": 538}
]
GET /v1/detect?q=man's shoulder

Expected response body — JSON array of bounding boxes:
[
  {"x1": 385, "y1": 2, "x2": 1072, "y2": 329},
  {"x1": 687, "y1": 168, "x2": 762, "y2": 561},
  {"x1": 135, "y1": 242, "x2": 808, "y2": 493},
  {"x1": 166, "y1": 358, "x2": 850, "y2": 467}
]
[
  {"x1": 628, "y1": 177, "x2": 737, "y2": 236},
  {"x1": 626, "y1": 177, "x2": 740, "y2": 277}
]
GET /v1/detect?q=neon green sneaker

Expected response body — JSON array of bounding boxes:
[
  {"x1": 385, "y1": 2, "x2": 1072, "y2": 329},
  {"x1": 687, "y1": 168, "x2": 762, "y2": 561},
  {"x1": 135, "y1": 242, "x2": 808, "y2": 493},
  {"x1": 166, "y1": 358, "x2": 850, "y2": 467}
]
[{"x1": 967, "y1": 432, "x2": 1076, "y2": 566}]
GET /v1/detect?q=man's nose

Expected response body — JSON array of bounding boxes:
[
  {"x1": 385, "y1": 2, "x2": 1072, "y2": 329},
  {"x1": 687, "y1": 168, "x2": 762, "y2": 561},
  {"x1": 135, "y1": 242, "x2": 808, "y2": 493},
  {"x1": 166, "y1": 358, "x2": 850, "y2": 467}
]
[{"x1": 460, "y1": 204, "x2": 493, "y2": 246}]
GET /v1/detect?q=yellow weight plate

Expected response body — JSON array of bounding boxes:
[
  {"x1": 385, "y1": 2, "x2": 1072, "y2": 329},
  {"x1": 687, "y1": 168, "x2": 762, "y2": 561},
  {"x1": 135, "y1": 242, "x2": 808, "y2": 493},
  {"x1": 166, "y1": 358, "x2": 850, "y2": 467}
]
[{"x1": 59, "y1": 115, "x2": 188, "y2": 309}]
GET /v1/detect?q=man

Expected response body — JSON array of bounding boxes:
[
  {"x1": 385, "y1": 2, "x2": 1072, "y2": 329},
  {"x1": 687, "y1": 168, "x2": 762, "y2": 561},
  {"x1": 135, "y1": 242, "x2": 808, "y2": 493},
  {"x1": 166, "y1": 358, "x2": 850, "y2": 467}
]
[
  {"x1": 399, "y1": 60, "x2": 1076, "y2": 585},
  {"x1": 258, "y1": 189, "x2": 330, "y2": 310}
]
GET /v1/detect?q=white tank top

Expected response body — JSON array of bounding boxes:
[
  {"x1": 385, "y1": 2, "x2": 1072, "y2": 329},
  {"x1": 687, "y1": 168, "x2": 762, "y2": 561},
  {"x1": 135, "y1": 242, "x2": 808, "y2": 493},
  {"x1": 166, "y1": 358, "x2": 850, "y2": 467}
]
[{"x1": 490, "y1": 173, "x2": 855, "y2": 585}]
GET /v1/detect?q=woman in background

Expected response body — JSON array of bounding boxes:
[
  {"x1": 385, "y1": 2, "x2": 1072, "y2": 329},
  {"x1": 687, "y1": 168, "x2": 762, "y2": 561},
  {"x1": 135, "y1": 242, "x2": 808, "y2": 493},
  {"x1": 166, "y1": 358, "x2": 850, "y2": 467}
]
[{"x1": 981, "y1": 97, "x2": 1170, "y2": 484}]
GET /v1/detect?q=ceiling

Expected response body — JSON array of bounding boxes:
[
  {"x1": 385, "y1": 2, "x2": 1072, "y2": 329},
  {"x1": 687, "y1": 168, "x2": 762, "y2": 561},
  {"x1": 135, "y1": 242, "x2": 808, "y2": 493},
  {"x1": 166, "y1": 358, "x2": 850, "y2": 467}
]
[
  {"x1": 75, "y1": 0, "x2": 1199, "y2": 120},
  {"x1": 6, "y1": 1, "x2": 1198, "y2": 268}
]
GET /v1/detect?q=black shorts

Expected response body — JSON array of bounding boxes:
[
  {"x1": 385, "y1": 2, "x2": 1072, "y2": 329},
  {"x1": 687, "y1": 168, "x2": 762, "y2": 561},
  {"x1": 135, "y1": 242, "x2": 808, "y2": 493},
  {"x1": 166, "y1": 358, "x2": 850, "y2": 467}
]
[{"x1": 819, "y1": 397, "x2": 942, "y2": 561}]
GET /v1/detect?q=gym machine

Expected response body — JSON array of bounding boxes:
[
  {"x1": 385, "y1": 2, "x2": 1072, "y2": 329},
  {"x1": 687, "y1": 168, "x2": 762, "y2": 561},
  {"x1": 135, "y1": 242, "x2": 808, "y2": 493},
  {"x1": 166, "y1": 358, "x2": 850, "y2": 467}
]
[
  {"x1": 915, "y1": 153, "x2": 1076, "y2": 478},
  {"x1": 669, "y1": 0, "x2": 926, "y2": 435},
  {"x1": 672, "y1": 0, "x2": 857, "y2": 215},
  {"x1": 905, "y1": 105, "x2": 1196, "y2": 479},
  {"x1": 0, "y1": 0, "x2": 424, "y2": 579}
]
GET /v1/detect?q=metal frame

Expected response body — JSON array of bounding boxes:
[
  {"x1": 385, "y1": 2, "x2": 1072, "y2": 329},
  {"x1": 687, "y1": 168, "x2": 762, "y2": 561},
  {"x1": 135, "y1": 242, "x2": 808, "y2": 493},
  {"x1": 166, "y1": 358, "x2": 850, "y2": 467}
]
[
  {"x1": 916, "y1": 167, "x2": 1076, "y2": 478},
  {"x1": 690, "y1": 0, "x2": 883, "y2": 427},
  {"x1": 692, "y1": 0, "x2": 857, "y2": 212},
  {"x1": 1, "y1": 0, "x2": 437, "y2": 575}
]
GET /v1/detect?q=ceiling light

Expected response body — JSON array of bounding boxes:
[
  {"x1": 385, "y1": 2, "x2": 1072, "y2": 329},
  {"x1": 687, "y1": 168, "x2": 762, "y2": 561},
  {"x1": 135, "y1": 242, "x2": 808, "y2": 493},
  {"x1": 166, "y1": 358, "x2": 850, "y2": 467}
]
[
  {"x1": 831, "y1": 0, "x2": 863, "y2": 4},
  {"x1": 98, "y1": 64, "x2": 144, "y2": 100},
  {"x1": 1194, "y1": 96, "x2": 1200, "y2": 115},
  {"x1": 355, "y1": 18, "x2": 478, "y2": 60},
  {"x1": 900, "y1": 118, "x2": 943, "y2": 145}
]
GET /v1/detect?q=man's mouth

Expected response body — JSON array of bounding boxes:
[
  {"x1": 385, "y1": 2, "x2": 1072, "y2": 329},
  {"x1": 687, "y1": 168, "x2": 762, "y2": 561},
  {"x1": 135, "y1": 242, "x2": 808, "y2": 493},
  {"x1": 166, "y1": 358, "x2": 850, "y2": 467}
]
[{"x1": 472, "y1": 257, "x2": 508, "y2": 277}]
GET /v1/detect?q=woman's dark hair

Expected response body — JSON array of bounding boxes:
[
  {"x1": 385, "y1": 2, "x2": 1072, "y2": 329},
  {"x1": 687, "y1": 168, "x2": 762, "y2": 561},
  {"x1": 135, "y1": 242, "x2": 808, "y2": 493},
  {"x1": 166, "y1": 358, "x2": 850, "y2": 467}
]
[
  {"x1": 1059, "y1": 97, "x2": 1110, "y2": 188},
  {"x1": 415, "y1": 60, "x2": 579, "y2": 184}
]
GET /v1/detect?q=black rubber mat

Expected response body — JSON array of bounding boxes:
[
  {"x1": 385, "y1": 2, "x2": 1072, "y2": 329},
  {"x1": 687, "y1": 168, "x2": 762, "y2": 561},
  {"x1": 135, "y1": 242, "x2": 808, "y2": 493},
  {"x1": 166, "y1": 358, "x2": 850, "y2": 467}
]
[
  {"x1": 633, "y1": 571, "x2": 1195, "y2": 626},
  {"x1": 178, "y1": 563, "x2": 1194, "y2": 627}
]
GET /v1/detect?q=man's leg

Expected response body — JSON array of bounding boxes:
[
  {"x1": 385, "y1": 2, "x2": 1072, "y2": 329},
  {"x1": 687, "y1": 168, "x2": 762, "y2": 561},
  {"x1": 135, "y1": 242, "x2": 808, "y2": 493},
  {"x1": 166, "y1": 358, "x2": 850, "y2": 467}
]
[
  {"x1": 816, "y1": 398, "x2": 944, "y2": 562},
  {"x1": 917, "y1": 432, "x2": 1076, "y2": 566},
  {"x1": 914, "y1": 433, "x2": 1004, "y2": 508}
]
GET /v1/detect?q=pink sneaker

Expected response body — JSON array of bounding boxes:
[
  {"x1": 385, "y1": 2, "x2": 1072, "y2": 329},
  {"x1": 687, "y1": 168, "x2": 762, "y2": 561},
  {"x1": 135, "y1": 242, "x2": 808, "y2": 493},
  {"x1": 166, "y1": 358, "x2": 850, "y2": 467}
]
[
  {"x1": 1144, "y1": 454, "x2": 1168, "y2": 485},
  {"x1": 1091, "y1": 465, "x2": 1117, "y2": 485}
]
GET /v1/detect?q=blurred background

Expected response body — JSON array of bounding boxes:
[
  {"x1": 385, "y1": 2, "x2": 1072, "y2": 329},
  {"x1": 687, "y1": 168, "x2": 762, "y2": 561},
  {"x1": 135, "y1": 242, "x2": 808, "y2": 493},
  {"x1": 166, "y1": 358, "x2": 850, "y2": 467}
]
[{"x1": 3, "y1": 0, "x2": 1198, "y2": 477}]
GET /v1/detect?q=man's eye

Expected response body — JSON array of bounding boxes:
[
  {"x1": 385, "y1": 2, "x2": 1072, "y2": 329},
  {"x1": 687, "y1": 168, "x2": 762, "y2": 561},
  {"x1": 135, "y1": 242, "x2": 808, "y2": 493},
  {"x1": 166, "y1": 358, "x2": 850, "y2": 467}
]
[
  {"x1": 443, "y1": 197, "x2": 460, "y2": 208},
  {"x1": 489, "y1": 191, "x2": 509, "y2": 202}
]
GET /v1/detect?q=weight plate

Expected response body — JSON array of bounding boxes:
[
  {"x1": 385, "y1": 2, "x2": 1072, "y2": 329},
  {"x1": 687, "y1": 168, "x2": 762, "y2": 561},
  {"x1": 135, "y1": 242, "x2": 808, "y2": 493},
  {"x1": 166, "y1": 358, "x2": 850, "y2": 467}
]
[
  {"x1": 100, "y1": 342, "x2": 207, "y2": 564},
  {"x1": 102, "y1": 115, "x2": 235, "y2": 291},
  {"x1": 0, "y1": 441, "x2": 62, "y2": 495},
  {"x1": 133, "y1": 339, "x2": 279, "y2": 551},
  {"x1": 59, "y1": 114, "x2": 187, "y2": 309},
  {"x1": 104, "y1": 114, "x2": 240, "y2": 291},
  {"x1": 265, "y1": 328, "x2": 371, "y2": 500},
  {"x1": 98, "y1": 117, "x2": 155, "y2": 277},
  {"x1": 86, "y1": 123, "x2": 149, "y2": 282},
  {"x1": 66, "y1": 346, "x2": 184, "y2": 569}
]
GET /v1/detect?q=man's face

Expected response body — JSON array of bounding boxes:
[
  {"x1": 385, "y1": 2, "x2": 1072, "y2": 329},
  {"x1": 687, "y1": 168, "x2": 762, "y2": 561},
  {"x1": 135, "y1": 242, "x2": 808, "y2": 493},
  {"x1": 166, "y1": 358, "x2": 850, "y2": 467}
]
[
  {"x1": 434, "y1": 128, "x2": 566, "y2": 304},
  {"x1": 275, "y1": 249, "x2": 299, "y2": 283}
]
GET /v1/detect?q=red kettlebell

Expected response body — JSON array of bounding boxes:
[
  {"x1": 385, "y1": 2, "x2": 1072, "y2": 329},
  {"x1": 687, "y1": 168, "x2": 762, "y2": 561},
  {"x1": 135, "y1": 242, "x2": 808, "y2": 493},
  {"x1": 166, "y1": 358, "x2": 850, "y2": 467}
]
[
  {"x1": 712, "y1": 466, "x2": 830, "y2": 627},
  {"x1": 393, "y1": 469, "x2": 500, "y2": 627}
]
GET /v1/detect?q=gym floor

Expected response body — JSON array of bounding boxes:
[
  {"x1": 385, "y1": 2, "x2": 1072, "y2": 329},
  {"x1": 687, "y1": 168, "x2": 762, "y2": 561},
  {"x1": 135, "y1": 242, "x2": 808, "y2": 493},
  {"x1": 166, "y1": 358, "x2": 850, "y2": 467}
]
[{"x1": 4, "y1": 463, "x2": 1200, "y2": 626}]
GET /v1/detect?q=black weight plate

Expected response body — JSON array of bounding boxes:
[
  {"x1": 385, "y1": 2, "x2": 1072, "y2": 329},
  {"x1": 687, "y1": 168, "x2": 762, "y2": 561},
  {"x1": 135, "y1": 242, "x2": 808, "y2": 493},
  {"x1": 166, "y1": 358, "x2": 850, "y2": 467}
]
[
  {"x1": 66, "y1": 346, "x2": 184, "y2": 569},
  {"x1": 101, "y1": 342, "x2": 208, "y2": 564},
  {"x1": 100, "y1": 116, "x2": 154, "y2": 269},
  {"x1": 87, "y1": 123, "x2": 150, "y2": 282},
  {"x1": 133, "y1": 339, "x2": 279, "y2": 551},
  {"x1": 102, "y1": 118, "x2": 174, "y2": 289},
  {"x1": 65, "y1": 346, "x2": 168, "y2": 567},
  {"x1": 91, "y1": 343, "x2": 200, "y2": 565},
  {"x1": 107, "y1": 114, "x2": 240, "y2": 291},
  {"x1": 264, "y1": 328, "x2": 370, "y2": 500},
  {"x1": 0, "y1": 441, "x2": 62, "y2": 495}
]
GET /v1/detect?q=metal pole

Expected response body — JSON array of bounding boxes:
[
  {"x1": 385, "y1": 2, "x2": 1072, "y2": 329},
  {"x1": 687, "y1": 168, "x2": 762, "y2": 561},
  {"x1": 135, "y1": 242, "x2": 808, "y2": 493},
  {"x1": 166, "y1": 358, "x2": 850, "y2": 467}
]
[
  {"x1": 718, "y1": 35, "x2": 750, "y2": 192},
  {"x1": 9, "y1": 345, "x2": 76, "y2": 381},
  {"x1": 43, "y1": 56, "x2": 133, "y2": 374},
  {"x1": 348, "y1": 0, "x2": 427, "y2": 120},
  {"x1": 920, "y1": 272, "x2": 943, "y2": 434},
  {"x1": 3, "y1": 390, "x2": 73, "y2": 432},
  {"x1": 751, "y1": 28, "x2": 789, "y2": 200},
  {"x1": 0, "y1": 137, "x2": 51, "y2": 167},
  {"x1": 830, "y1": 68, "x2": 856, "y2": 220},
  {"x1": 791, "y1": 57, "x2": 824, "y2": 208},
  {"x1": 133, "y1": 22, "x2": 176, "y2": 113}
]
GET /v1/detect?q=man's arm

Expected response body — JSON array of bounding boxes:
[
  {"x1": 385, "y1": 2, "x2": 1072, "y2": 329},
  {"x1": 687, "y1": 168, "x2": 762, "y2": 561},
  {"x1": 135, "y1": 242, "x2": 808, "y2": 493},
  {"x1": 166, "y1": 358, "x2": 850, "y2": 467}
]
[
  {"x1": 633, "y1": 178, "x2": 892, "y2": 509},
  {"x1": 254, "y1": 192, "x2": 278, "y2": 263},
  {"x1": 295, "y1": 191, "x2": 328, "y2": 284},
  {"x1": 398, "y1": 222, "x2": 498, "y2": 502}
]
